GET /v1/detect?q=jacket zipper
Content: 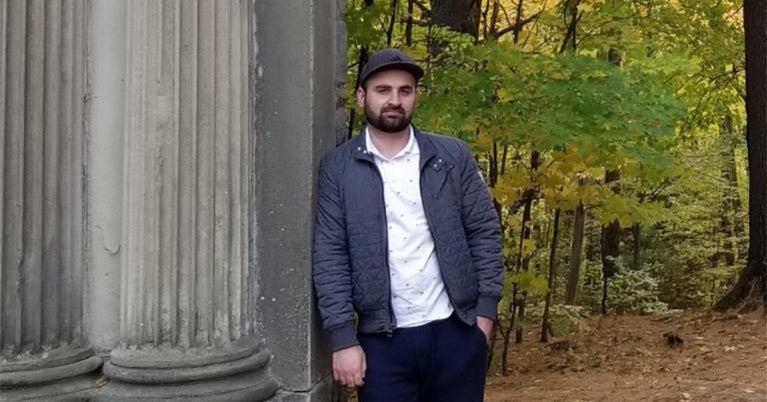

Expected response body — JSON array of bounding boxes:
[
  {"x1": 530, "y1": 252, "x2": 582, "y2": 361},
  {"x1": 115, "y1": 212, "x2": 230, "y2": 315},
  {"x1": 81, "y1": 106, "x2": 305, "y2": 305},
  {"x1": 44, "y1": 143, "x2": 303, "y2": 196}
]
[
  {"x1": 367, "y1": 158, "x2": 397, "y2": 336},
  {"x1": 419, "y1": 159, "x2": 458, "y2": 319}
]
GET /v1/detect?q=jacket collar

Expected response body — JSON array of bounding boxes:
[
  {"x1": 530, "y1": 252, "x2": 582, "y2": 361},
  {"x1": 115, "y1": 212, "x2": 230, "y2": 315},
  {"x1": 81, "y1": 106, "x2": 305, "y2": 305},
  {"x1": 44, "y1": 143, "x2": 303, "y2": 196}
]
[{"x1": 352, "y1": 125, "x2": 439, "y2": 170}]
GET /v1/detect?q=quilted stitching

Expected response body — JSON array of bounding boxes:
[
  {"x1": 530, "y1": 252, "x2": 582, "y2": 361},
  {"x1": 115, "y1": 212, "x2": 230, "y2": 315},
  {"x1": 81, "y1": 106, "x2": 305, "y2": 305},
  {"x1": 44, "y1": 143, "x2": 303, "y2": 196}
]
[{"x1": 313, "y1": 128, "x2": 504, "y2": 349}]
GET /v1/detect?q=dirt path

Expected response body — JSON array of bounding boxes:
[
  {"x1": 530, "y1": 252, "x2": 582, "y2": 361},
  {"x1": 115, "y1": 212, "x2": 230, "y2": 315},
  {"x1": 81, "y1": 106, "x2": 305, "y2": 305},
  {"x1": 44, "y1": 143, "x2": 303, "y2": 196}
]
[{"x1": 485, "y1": 310, "x2": 767, "y2": 402}]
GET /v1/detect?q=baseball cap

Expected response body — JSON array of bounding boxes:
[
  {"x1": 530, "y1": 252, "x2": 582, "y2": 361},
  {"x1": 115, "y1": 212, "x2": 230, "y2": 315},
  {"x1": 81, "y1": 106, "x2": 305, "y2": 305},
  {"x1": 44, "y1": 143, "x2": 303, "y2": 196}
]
[{"x1": 358, "y1": 48, "x2": 424, "y2": 88}]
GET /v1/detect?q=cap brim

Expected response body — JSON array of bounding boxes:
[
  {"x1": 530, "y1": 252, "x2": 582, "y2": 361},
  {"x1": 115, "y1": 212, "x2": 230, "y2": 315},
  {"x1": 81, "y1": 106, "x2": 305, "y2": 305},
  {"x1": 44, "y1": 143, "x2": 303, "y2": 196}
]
[{"x1": 361, "y1": 62, "x2": 424, "y2": 86}]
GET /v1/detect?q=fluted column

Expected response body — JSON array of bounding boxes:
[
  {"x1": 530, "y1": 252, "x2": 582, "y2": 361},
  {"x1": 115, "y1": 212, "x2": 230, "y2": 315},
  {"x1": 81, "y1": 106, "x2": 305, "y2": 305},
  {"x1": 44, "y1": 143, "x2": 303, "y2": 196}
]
[
  {"x1": 0, "y1": 0, "x2": 102, "y2": 399},
  {"x1": 99, "y1": 1, "x2": 277, "y2": 400}
]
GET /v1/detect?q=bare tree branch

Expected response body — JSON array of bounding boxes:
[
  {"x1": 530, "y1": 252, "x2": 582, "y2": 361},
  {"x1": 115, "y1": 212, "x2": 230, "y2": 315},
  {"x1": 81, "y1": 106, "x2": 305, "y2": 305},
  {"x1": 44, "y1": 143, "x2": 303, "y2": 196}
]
[{"x1": 494, "y1": 11, "x2": 544, "y2": 40}]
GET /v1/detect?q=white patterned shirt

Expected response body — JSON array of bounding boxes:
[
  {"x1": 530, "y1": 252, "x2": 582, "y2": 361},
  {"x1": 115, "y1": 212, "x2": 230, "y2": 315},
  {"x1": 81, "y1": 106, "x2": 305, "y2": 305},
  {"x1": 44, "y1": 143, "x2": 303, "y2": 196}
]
[{"x1": 365, "y1": 127, "x2": 454, "y2": 328}]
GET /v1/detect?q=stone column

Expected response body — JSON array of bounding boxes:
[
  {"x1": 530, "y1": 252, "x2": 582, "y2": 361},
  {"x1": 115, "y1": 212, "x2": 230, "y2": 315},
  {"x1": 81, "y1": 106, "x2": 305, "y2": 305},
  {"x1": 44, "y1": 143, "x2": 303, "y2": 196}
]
[
  {"x1": 87, "y1": 0, "x2": 127, "y2": 354},
  {"x1": 253, "y1": 0, "x2": 347, "y2": 400},
  {"x1": 0, "y1": 0, "x2": 102, "y2": 400},
  {"x1": 98, "y1": 1, "x2": 277, "y2": 400}
]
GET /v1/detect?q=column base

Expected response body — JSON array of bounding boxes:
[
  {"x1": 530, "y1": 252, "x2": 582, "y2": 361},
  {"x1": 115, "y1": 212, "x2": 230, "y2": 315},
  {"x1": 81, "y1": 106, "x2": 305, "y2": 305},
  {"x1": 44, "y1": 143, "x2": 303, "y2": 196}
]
[
  {"x1": 270, "y1": 375, "x2": 344, "y2": 402},
  {"x1": 0, "y1": 373, "x2": 104, "y2": 401},
  {"x1": 0, "y1": 346, "x2": 103, "y2": 401},
  {"x1": 97, "y1": 340, "x2": 279, "y2": 401},
  {"x1": 95, "y1": 367, "x2": 278, "y2": 401}
]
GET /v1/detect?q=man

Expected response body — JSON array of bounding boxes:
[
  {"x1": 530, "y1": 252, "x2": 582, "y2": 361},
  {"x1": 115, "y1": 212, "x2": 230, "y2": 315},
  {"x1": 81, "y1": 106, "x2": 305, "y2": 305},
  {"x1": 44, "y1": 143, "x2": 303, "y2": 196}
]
[{"x1": 313, "y1": 48, "x2": 504, "y2": 402}]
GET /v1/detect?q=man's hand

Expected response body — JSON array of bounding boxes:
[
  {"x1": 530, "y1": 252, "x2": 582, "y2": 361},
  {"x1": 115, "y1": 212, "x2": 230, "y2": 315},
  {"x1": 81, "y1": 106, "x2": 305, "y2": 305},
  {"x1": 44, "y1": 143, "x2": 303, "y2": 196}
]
[
  {"x1": 332, "y1": 345, "x2": 367, "y2": 389},
  {"x1": 477, "y1": 316, "x2": 494, "y2": 344}
]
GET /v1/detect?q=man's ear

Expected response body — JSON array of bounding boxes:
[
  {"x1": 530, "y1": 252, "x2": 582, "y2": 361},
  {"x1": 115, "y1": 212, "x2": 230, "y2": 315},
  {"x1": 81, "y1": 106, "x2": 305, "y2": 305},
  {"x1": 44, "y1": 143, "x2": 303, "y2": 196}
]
[{"x1": 356, "y1": 86, "x2": 366, "y2": 108}]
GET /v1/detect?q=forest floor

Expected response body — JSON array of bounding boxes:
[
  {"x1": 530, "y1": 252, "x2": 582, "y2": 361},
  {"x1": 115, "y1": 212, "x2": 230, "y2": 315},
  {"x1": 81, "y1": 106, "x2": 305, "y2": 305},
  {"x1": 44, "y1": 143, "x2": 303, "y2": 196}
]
[{"x1": 485, "y1": 309, "x2": 767, "y2": 402}]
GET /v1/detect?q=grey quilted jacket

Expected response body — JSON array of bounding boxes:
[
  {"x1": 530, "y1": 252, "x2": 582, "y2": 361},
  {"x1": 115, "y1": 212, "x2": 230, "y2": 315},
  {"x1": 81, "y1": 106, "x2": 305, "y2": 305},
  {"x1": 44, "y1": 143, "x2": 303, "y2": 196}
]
[{"x1": 312, "y1": 127, "x2": 504, "y2": 351}]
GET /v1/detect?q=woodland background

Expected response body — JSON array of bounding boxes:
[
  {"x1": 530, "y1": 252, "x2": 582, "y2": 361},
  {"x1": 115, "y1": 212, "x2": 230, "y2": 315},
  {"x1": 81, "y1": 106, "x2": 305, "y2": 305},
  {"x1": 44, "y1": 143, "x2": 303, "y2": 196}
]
[{"x1": 342, "y1": 0, "x2": 766, "y2": 377}]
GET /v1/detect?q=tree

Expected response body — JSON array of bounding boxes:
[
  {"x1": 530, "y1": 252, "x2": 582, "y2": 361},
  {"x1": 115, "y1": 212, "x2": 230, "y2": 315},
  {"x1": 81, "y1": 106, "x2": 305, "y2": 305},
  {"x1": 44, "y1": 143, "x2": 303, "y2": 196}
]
[
  {"x1": 565, "y1": 201, "x2": 585, "y2": 304},
  {"x1": 714, "y1": 0, "x2": 767, "y2": 313},
  {"x1": 600, "y1": 47, "x2": 623, "y2": 315},
  {"x1": 431, "y1": 0, "x2": 481, "y2": 38}
]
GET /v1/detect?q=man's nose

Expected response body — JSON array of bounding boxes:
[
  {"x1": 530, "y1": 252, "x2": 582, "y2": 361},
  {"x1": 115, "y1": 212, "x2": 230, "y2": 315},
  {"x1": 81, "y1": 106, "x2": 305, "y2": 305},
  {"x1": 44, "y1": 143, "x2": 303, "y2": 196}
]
[{"x1": 387, "y1": 92, "x2": 402, "y2": 106}]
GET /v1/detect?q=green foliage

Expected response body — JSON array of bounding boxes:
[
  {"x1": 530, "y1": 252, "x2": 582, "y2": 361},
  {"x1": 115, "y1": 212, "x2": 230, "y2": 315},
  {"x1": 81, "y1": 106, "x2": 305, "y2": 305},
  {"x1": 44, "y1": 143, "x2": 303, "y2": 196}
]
[
  {"x1": 609, "y1": 263, "x2": 670, "y2": 315},
  {"x1": 344, "y1": 0, "x2": 749, "y2": 321},
  {"x1": 509, "y1": 270, "x2": 550, "y2": 299},
  {"x1": 580, "y1": 257, "x2": 669, "y2": 314},
  {"x1": 529, "y1": 303, "x2": 592, "y2": 336},
  {"x1": 419, "y1": 44, "x2": 685, "y2": 168}
]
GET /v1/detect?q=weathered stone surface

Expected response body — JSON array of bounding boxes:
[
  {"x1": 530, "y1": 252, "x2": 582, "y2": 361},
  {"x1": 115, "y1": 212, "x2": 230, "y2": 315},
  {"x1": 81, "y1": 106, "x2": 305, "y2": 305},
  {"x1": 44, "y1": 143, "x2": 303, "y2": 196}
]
[
  {"x1": 100, "y1": 1, "x2": 275, "y2": 399},
  {"x1": 253, "y1": 0, "x2": 343, "y2": 397},
  {"x1": 1, "y1": 0, "x2": 346, "y2": 399},
  {"x1": 95, "y1": 368, "x2": 279, "y2": 402},
  {"x1": 0, "y1": 0, "x2": 100, "y2": 396}
]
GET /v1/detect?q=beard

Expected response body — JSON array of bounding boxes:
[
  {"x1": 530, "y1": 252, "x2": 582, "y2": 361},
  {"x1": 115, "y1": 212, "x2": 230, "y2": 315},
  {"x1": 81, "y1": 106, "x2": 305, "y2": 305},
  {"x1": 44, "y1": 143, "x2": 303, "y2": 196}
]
[{"x1": 364, "y1": 102, "x2": 413, "y2": 133}]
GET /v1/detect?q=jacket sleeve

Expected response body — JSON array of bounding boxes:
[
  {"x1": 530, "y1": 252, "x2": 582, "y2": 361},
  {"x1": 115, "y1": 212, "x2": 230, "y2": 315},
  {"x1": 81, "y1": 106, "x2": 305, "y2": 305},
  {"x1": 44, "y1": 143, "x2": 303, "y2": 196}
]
[
  {"x1": 312, "y1": 154, "x2": 359, "y2": 351},
  {"x1": 458, "y1": 143, "x2": 505, "y2": 320}
]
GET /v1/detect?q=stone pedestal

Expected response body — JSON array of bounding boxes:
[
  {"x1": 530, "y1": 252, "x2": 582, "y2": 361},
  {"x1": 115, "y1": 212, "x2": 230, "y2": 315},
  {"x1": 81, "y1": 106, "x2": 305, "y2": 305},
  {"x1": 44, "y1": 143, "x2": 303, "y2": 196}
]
[{"x1": 0, "y1": 1, "x2": 102, "y2": 399}]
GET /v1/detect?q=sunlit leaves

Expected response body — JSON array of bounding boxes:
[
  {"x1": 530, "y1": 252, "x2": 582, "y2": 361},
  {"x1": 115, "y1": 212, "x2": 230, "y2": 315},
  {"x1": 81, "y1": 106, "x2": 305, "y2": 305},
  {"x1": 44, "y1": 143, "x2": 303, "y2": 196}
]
[{"x1": 344, "y1": 0, "x2": 748, "y2": 309}]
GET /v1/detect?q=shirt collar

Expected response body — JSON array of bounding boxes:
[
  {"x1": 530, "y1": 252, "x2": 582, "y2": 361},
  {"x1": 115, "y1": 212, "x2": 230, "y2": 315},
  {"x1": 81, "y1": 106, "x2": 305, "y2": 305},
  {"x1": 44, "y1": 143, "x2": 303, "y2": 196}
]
[{"x1": 365, "y1": 125, "x2": 419, "y2": 161}]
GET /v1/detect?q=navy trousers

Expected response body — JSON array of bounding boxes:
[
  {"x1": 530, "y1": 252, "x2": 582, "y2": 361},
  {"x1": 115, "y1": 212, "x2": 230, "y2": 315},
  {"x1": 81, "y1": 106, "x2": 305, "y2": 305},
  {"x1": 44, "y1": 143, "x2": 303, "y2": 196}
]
[{"x1": 357, "y1": 314, "x2": 488, "y2": 402}]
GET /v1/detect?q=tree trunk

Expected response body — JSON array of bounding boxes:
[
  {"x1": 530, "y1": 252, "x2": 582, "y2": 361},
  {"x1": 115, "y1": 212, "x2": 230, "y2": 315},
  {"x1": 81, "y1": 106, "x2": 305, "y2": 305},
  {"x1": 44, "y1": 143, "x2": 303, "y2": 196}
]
[
  {"x1": 565, "y1": 201, "x2": 585, "y2": 304},
  {"x1": 559, "y1": 0, "x2": 579, "y2": 54},
  {"x1": 386, "y1": 0, "x2": 399, "y2": 46},
  {"x1": 514, "y1": 197, "x2": 532, "y2": 344},
  {"x1": 406, "y1": 0, "x2": 414, "y2": 46},
  {"x1": 714, "y1": 0, "x2": 767, "y2": 313},
  {"x1": 631, "y1": 223, "x2": 641, "y2": 270},
  {"x1": 601, "y1": 47, "x2": 623, "y2": 314},
  {"x1": 601, "y1": 169, "x2": 621, "y2": 314},
  {"x1": 716, "y1": 114, "x2": 740, "y2": 266},
  {"x1": 430, "y1": 0, "x2": 480, "y2": 37},
  {"x1": 541, "y1": 209, "x2": 561, "y2": 343},
  {"x1": 514, "y1": 151, "x2": 539, "y2": 343},
  {"x1": 347, "y1": 0, "x2": 375, "y2": 140}
]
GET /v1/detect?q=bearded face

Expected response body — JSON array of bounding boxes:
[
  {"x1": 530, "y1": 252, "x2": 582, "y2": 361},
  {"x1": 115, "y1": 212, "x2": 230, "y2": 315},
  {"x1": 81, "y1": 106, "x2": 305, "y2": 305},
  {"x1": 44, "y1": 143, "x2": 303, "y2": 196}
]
[
  {"x1": 363, "y1": 99, "x2": 413, "y2": 133},
  {"x1": 357, "y1": 69, "x2": 419, "y2": 135}
]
